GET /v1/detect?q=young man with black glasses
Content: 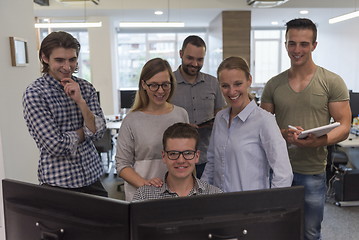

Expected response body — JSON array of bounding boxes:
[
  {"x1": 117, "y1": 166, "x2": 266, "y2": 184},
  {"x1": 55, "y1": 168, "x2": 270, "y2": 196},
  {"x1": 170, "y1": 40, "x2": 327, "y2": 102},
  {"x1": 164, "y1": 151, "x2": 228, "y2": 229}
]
[{"x1": 132, "y1": 123, "x2": 222, "y2": 201}]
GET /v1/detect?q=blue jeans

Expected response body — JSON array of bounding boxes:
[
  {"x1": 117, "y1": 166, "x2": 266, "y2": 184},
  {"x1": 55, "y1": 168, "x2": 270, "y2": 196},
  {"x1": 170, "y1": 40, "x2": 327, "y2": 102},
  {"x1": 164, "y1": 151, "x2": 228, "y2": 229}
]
[{"x1": 292, "y1": 172, "x2": 326, "y2": 240}]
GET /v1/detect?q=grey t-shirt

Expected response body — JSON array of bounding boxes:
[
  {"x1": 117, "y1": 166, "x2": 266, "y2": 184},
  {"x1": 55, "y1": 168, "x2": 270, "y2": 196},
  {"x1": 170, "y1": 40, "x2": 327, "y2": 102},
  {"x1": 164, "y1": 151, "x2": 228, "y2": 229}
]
[
  {"x1": 171, "y1": 67, "x2": 226, "y2": 164},
  {"x1": 172, "y1": 67, "x2": 226, "y2": 125}
]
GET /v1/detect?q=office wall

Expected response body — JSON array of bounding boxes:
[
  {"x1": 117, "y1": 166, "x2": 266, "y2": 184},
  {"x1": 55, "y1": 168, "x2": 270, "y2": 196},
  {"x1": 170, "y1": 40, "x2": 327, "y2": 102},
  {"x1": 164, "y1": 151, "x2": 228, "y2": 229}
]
[
  {"x1": 0, "y1": 131, "x2": 5, "y2": 239},
  {"x1": 315, "y1": 20, "x2": 359, "y2": 92},
  {"x1": 208, "y1": 13, "x2": 223, "y2": 76},
  {"x1": 88, "y1": 16, "x2": 118, "y2": 115},
  {"x1": 0, "y1": 0, "x2": 39, "y2": 182},
  {"x1": 1, "y1": 0, "x2": 41, "y2": 236},
  {"x1": 0, "y1": 2, "x2": 40, "y2": 239}
]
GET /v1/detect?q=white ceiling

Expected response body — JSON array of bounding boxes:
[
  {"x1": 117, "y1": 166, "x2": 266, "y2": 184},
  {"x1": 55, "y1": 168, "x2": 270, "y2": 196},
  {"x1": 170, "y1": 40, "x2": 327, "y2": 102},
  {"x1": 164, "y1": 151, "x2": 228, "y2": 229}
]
[{"x1": 33, "y1": 0, "x2": 358, "y2": 28}]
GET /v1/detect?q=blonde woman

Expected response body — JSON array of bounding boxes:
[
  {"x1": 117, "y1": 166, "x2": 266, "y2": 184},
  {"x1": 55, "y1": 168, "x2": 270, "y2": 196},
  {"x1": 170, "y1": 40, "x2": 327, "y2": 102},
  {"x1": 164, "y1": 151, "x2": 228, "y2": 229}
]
[
  {"x1": 116, "y1": 58, "x2": 189, "y2": 201},
  {"x1": 201, "y1": 56, "x2": 293, "y2": 192}
]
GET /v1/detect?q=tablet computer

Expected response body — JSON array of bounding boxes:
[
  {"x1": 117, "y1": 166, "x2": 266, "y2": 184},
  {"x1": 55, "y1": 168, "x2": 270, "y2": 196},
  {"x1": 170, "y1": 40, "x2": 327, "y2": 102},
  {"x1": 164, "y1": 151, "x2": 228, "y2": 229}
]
[{"x1": 298, "y1": 122, "x2": 340, "y2": 139}]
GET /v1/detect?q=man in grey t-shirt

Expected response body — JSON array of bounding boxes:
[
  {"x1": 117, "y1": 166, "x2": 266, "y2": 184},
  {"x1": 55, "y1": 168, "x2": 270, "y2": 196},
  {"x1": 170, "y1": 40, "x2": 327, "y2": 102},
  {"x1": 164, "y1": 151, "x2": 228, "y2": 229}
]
[{"x1": 171, "y1": 35, "x2": 226, "y2": 178}]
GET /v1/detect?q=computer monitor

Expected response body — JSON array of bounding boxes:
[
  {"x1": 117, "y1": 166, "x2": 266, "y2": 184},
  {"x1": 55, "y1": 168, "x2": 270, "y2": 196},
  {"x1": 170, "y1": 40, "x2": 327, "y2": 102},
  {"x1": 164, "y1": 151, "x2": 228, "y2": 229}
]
[
  {"x1": 120, "y1": 90, "x2": 137, "y2": 109},
  {"x1": 130, "y1": 186, "x2": 304, "y2": 240},
  {"x1": 2, "y1": 179, "x2": 130, "y2": 240},
  {"x1": 349, "y1": 90, "x2": 359, "y2": 119},
  {"x1": 96, "y1": 91, "x2": 100, "y2": 105}
]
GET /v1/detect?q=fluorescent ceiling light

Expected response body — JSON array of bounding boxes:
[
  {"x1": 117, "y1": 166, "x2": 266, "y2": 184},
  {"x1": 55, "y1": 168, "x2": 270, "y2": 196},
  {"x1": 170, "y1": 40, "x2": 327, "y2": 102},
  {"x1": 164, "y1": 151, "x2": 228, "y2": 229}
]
[
  {"x1": 300, "y1": 10, "x2": 309, "y2": 15},
  {"x1": 247, "y1": 0, "x2": 290, "y2": 8},
  {"x1": 34, "y1": 22, "x2": 102, "y2": 28},
  {"x1": 56, "y1": 0, "x2": 99, "y2": 5},
  {"x1": 119, "y1": 22, "x2": 184, "y2": 28},
  {"x1": 154, "y1": 11, "x2": 163, "y2": 15},
  {"x1": 329, "y1": 11, "x2": 359, "y2": 24}
]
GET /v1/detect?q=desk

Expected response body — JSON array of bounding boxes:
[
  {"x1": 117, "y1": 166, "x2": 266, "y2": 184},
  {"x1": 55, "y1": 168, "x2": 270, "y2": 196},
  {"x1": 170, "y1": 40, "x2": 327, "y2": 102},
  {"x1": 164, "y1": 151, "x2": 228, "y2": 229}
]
[
  {"x1": 106, "y1": 120, "x2": 122, "y2": 130},
  {"x1": 332, "y1": 131, "x2": 359, "y2": 205},
  {"x1": 337, "y1": 133, "x2": 359, "y2": 169},
  {"x1": 337, "y1": 133, "x2": 359, "y2": 148},
  {"x1": 104, "y1": 119, "x2": 122, "y2": 176}
]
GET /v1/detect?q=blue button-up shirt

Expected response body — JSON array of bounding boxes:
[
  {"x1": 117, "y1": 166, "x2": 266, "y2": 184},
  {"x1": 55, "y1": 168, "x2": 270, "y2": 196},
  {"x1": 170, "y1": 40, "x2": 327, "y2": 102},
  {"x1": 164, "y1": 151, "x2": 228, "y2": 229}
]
[
  {"x1": 201, "y1": 100, "x2": 293, "y2": 192},
  {"x1": 23, "y1": 73, "x2": 106, "y2": 188}
]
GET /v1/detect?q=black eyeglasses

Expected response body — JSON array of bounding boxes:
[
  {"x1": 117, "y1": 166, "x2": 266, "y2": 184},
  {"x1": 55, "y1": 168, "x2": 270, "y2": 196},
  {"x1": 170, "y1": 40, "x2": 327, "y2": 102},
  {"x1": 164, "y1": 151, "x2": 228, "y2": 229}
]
[
  {"x1": 165, "y1": 150, "x2": 197, "y2": 160},
  {"x1": 144, "y1": 82, "x2": 172, "y2": 92}
]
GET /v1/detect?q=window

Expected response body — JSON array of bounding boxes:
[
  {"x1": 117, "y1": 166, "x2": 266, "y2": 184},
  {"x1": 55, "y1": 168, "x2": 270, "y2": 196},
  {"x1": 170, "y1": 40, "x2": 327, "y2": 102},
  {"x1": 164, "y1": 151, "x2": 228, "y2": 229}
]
[
  {"x1": 116, "y1": 31, "x2": 206, "y2": 90},
  {"x1": 39, "y1": 29, "x2": 92, "y2": 82},
  {"x1": 251, "y1": 29, "x2": 290, "y2": 85}
]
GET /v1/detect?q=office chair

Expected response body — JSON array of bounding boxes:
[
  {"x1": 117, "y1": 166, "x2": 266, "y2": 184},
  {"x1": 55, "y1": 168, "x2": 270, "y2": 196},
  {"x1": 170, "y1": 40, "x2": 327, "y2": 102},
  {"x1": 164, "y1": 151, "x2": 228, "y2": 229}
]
[
  {"x1": 94, "y1": 128, "x2": 113, "y2": 175},
  {"x1": 326, "y1": 145, "x2": 349, "y2": 184}
]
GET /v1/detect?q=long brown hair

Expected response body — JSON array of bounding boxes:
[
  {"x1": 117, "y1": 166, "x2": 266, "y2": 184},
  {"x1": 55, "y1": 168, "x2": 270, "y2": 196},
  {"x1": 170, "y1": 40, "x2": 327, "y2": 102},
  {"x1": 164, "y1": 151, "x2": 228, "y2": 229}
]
[{"x1": 131, "y1": 58, "x2": 176, "y2": 111}]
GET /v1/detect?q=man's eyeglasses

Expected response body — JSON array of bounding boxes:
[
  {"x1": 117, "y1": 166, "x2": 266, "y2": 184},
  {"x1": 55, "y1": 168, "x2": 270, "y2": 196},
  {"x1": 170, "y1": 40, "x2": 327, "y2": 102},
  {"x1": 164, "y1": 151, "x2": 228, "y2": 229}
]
[
  {"x1": 144, "y1": 82, "x2": 172, "y2": 92},
  {"x1": 165, "y1": 150, "x2": 197, "y2": 160}
]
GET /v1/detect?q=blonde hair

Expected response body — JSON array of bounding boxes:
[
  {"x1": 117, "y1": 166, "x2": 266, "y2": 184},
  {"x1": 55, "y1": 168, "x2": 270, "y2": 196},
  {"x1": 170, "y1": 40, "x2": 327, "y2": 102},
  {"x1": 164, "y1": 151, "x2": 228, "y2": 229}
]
[
  {"x1": 217, "y1": 56, "x2": 254, "y2": 101},
  {"x1": 131, "y1": 58, "x2": 176, "y2": 112}
]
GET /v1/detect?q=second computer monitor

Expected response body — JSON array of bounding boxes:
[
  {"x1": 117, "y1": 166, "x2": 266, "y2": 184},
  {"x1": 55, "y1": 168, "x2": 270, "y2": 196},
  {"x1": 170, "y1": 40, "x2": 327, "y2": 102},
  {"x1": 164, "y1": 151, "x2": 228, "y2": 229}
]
[
  {"x1": 349, "y1": 90, "x2": 359, "y2": 119},
  {"x1": 120, "y1": 90, "x2": 137, "y2": 109},
  {"x1": 130, "y1": 186, "x2": 304, "y2": 240}
]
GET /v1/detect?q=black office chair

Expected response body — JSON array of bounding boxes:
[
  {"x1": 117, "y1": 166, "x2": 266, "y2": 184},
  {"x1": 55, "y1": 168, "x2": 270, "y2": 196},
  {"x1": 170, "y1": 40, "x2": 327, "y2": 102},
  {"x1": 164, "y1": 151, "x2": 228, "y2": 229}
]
[
  {"x1": 94, "y1": 128, "x2": 113, "y2": 175},
  {"x1": 326, "y1": 145, "x2": 349, "y2": 184}
]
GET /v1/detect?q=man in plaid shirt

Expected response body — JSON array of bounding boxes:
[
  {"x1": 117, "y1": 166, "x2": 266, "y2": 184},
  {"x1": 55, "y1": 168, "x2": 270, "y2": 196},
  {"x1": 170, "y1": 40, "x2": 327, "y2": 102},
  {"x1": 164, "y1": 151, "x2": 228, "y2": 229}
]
[{"x1": 23, "y1": 31, "x2": 108, "y2": 197}]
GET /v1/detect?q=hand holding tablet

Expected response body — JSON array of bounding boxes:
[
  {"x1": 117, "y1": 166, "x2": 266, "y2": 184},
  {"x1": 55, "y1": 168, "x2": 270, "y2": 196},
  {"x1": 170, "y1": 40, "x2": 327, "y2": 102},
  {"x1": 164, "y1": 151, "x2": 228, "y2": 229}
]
[{"x1": 288, "y1": 122, "x2": 341, "y2": 139}]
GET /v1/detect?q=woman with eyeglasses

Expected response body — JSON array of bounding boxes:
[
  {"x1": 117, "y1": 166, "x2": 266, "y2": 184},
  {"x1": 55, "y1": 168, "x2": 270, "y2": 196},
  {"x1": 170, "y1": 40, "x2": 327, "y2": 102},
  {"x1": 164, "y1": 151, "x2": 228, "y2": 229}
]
[
  {"x1": 201, "y1": 56, "x2": 293, "y2": 193},
  {"x1": 115, "y1": 58, "x2": 189, "y2": 201}
]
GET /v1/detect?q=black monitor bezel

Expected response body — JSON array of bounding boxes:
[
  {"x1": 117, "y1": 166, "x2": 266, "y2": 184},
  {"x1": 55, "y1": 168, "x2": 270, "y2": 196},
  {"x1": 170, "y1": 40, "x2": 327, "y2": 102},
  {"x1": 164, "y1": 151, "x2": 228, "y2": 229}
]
[
  {"x1": 349, "y1": 90, "x2": 359, "y2": 119},
  {"x1": 130, "y1": 186, "x2": 304, "y2": 240},
  {"x1": 2, "y1": 179, "x2": 304, "y2": 240},
  {"x1": 120, "y1": 90, "x2": 137, "y2": 109},
  {"x1": 2, "y1": 179, "x2": 130, "y2": 240}
]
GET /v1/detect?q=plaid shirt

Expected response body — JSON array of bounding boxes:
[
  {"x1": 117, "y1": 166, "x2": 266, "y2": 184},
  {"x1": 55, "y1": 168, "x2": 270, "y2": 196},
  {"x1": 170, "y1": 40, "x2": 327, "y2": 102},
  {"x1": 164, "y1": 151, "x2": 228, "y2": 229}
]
[
  {"x1": 132, "y1": 174, "x2": 223, "y2": 201},
  {"x1": 23, "y1": 73, "x2": 106, "y2": 188}
]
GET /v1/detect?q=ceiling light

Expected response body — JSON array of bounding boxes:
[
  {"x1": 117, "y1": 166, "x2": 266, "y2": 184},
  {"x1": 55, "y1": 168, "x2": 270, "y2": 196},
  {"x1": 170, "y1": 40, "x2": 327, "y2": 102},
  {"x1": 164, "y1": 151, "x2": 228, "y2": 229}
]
[
  {"x1": 329, "y1": 11, "x2": 359, "y2": 24},
  {"x1": 300, "y1": 10, "x2": 309, "y2": 15},
  {"x1": 154, "y1": 11, "x2": 163, "y2": 15},
  {"x1": 35, "y1": 0, "x2": 102, "y2": 28},
  {"x1": 56, "y1": 0, "x2": 99, "y2": 5},
  {"x1": 119, "y1": 22, "x2": 184, "y2": 28},
  {"x1": 120, "y1": 0, "x2": 183, "y2": 28},
  {"x1": 271, "y1": 21, "x2": 279, "y2": 25},
  {"x1": 35, "y1": 22, "x2": 102, "y2": 28},
  {"x1": 247, "y1": 0, "x2": 290, "y2": 8}
]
